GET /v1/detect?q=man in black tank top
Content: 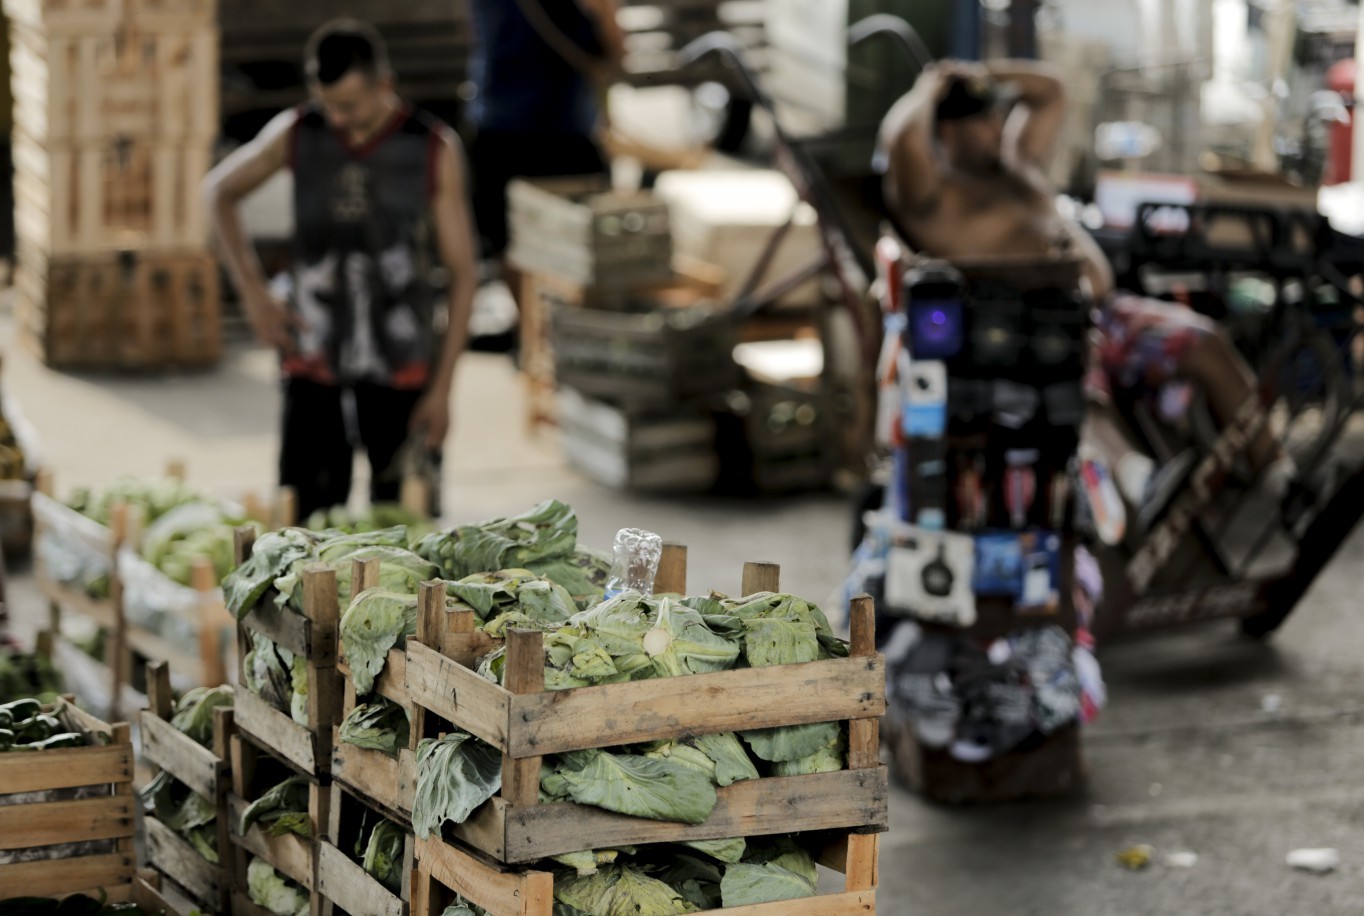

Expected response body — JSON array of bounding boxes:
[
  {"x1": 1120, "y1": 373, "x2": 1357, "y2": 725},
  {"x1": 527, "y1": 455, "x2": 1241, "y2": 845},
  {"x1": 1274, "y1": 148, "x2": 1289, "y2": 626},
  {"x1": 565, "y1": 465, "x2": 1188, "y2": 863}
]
[{"x1": 204, "y1": 20, "x2": 478, "y2": 519}]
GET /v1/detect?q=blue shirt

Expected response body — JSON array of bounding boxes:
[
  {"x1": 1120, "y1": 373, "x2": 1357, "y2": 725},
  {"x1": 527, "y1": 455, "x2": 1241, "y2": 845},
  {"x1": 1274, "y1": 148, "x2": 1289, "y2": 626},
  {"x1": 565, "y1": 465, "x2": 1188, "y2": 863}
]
[{"x1": 467, "y1": 0, "x2": 603, "y2": 137}]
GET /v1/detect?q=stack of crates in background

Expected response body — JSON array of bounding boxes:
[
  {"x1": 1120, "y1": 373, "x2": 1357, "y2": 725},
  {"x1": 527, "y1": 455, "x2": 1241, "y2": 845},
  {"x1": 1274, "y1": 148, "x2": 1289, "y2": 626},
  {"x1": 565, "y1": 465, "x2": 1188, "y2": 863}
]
[
  {"x1": 509, "y1": 177, "x2": 743, "y2": 493},
  {"x1": 7, "y1": 0, "x2": 222, "y2": 369}
]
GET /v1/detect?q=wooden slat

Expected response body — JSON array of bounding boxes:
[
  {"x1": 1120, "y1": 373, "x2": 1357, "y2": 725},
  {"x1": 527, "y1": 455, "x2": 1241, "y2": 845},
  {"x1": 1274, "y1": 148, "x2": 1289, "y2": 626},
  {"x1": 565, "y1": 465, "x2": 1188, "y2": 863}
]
[
  {"x1": 697, "y1": 889, "x2": 877, "y2": 915},
  {"x1": 331, "y1": 738, "x2": 418, "y2": 821},
  {"x1": 241, "y1": 599, "x2": 311, "y2": 658},
  {"x1": 416, "y1": 836, "x2": 554, "y2": 916},
  {"x1": 340, "y1": 647, "x2": 409, "y2": 707},
  {"x1": 846, "y1": 595, "x2": 881, "y2": 772},
  {"x1": 233, "y1": 686, "x2": 319, "y2": 775},
  {"x1": 471, "y1": 767, "x2": 889, "y2": 864},
  {"x1": 500, "y1": 630, "x2": 544, "y2": 809},
  {"x1": 227, "y1": 793, "x2": 315, "y2": 890},
  {"x1": 404, "y1": 641, "x2": 512, "y2": 747},
  {"x1": 316, "y1": 841, "x2": 404, "y2": 916},
  {"x1": 230, "y1": 887, "x2": 278, "y2": 916},
  {"x1": 35, "y1": 575, "x2": 119, "y2": 629},
  {"x1": 0, "y1": 743, "x2": 132, "y2": 794},
  {"x1": 505, "y1": 655, "x2": 885, "y2": 757},
  {"x1": 139, "y1": 711, "x2": 222, "y2": 800},
  {"x1": 0, "y1": 852, "x2": 135, "y2": 901},
  {"x1": 145, "y1": 815, "x2": 220, "y2": 906},
  {"x1": 655, "y1": 543, "x2": 688, "y2": 595},
  {"x1": 843, "y1": 833, "x2": 879, "y2": 893},
  {"x1": 0, "y1": 795, "x2": 134, "y2": 850},
  {"x1": 741, "y1": 560, "x2": 781, "y2": 595},
  {"x1": 126, "y1": 626, "x2": 204, "y2": 678}
]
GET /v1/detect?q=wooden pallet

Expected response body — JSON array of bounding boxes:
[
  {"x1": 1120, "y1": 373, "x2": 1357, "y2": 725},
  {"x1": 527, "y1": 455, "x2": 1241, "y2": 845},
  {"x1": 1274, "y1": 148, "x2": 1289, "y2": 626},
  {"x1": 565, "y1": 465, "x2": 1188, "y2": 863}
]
[
  {"x1": 0, "y1": 698, "x2": 136, "y2": 902},
  {"x1": 317, "y1": 780, "x2": 416, "y2": 916},
  {"x1": 411, "y1": 830, "x2": 878, "y2": 916},
  {"x1": 13, "y1": 132, "x2": 212, "y2": 256},
  {"x1": 233, "y1": 527, "x2": 343, "y2": 777},
  {"x1": 403, "y1": 552, "x2": 889, "y2": 865},
  {"x1": 226, "y1": 731, "x2": 330, "y2": 909},
  {"x1": 17, "y1": 247, "x2": 222, "y2": 369},
  {"x1": 136, "y1": 661, "x2": 235, "y2": 915},
  {"x1": 5, "y1": 0, "x2": 214, "y2": 34},
  {"x1": 330, "y1": 557, "x2": 423, "y2": 824}
]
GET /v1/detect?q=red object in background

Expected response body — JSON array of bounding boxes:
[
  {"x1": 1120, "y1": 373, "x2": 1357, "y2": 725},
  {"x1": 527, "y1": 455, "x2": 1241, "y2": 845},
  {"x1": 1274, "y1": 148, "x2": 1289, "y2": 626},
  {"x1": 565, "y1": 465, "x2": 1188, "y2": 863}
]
[
  {"x1": 876, "y1": 234, "x2": 904, "y2": 314},
  {"x1": 1325, "y1": 59, "x2": 1356, "y2": 185}
]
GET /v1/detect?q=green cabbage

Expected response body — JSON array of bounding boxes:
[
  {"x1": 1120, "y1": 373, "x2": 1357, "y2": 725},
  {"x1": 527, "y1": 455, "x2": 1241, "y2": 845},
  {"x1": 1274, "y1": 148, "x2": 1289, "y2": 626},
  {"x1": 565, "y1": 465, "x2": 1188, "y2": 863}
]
[
  {"x1": 361, "y1": 819, "x2": 406, "y2": 893},
  {"x1": 446, "y1": 570, "x2": 577, "y2": 625},
  {"x1": 339, "y1": 698, "x2": 410, "y2": 757},
  {"x1": 681, "y1": 837, "x2": 747, "y2": 864},
  {"x1": 240, "y1": 776, "x2": 311, "y2": 838},
  {"x1": 170, "y1": 685, "x2": 233, "y2": 747},
  {"x1": 525, "y1": 547, "x2": 610, "y2": 609},
  {"x1": 412, "y1": 732, "x2": 503, "y2": 840},
  {"x1": 554, "y1": 865, "x2": 698, "y2": 916},
  {"x1": 771, "y1": 726, "x2": 847, "y2": 776},
  {"x1": 690, "y1": 732, "x2": 760, "y2": 786},
  {"x1": 244, "y1": 631, "x2": 294, "y2": 715},
  {"x1": 541, "y1": 749, "x2": 717, "y2": 825},
  {"x1": 740, "y1": 721, "x2": 841, "y2": 763},
  {"x1": 247, "y1": 857, "x2": 310, "y2": 916},
  {"x1": 413, "y1": 500, "x2": 579, "y2": 579},
  {"x1": 719, "y1": 841, "x2": 818, "y2": 907},
  {"x1": 659, "y1": 855, "x2": 724, "y2": 910},
  {"x1": 340, "y1": 589, "x2": 421, "y2": 695},
  {"x1": 551, "y1": 847, "x2": 632, "y2": 876},
  {"x1": 223, "y1": 528, "x2": 320, "y2": 617},
  {"x1": 641, "y1": 599, "x2": 739, "y2": 678}
]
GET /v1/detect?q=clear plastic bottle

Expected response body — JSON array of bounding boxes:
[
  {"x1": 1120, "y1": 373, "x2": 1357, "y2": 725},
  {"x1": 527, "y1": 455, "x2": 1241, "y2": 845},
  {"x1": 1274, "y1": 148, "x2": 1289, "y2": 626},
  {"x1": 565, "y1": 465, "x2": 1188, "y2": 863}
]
[{"x1": 604, "y1": 528, "x2": 664, "y2": 599}]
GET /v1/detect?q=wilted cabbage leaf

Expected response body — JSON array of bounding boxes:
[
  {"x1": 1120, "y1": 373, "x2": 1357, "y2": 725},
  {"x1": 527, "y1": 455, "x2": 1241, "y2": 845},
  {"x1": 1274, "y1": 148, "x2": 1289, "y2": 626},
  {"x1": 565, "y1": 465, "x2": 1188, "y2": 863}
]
[
  {"x1": 741, "y1": 721, "x2": 841, "y2": 763},
  {"x1": 642, "y1": 600, "x2": 739, "y2": 678},
  {"x1": 290, "y1": 654, "x2": 309, "y2": 725},
  {"x1": 339, "y1": 698, "x2": 410, "y2": 757},
  {"x1": 551, "y1": 847, "x2": 631, "y2": 876},
  {"x1": 681, "y1": 837, "x2": 747, "y2": 864},
  {"x1": 244, "y1": 631, "x2": 294, "y2": 714},
  {"x1": 526, "y1": 546, "x2": 611, "y2": 609},
  {"x1": 248, "y1": 857, "x2": 310, "y2": 916},
  {"x1": 275, "y1": 543, "x2": 437, "y2": 611},
  {"x1": 169, "y1": 685, "x2": 234, "y2": 747},
  {"x1": 413, "y1": 500, "x2": 579, "y2": 579},
  {"x1": 690, "y1": 732, "x2": 760, "y2": 786},
  {"x1": 142, "y1": 771, "x2": 219, "y2": 862},
  {"x1": 771, "y1": 726, "x2": 846, "y2": 776},
  {"x1": 545, "y1": 749, "x2": 717, "y2": 825},
  {"x1": 223, "y1": 528, "x2": 319, "y2": 617},
  {"x1": 340, "y1": 589, "x2": 421, "y2": 694},
  {"x1": 720, "y1": 841, "x2": 818, "y2": 908},
  {"x1": 412, "y1": 732, "x2": 503, "y2": 839},
  {"x1": 361, "y1": 819, "x2": 406, "y2": 892},
  {"x1": 447, "y1": 570, "x2": 577, "y2": 625},
  {"x1": 555, "y1": 864, "x2": 698, "y2": 916},
  {"x1": 240, "y1": 776, "x2": 311, "y2": 838},
  {"x1": 660, "y1": 854, "x2": 724, "y2": 910}
]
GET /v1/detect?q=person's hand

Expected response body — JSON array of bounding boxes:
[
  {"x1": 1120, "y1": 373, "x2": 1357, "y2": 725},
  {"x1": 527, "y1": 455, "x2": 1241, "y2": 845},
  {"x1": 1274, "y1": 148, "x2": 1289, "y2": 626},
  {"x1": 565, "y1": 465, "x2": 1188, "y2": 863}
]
[
  {"x1": 409, "y1": 389, "x2": 451, "y2": 451},
  {"x1": 243, "y1": 285, "x2": 302, "y2": 353}
]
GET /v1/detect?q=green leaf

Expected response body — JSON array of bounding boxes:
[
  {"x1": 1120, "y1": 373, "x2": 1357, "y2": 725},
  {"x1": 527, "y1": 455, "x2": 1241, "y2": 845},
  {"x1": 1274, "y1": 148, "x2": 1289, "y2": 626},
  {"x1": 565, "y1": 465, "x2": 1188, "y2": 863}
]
[
  {"x1": 247, "y1": 857, "x2": 310, "y2": 916},
  {"x1": 642, "y1": 600, "x2": 740, "y2": 678},
  {"x1": 681, "y1": 837, "x2": 747, "y2": 864},
  {"x1": 719, "y1": 860, "x2": 817, "y2": 908},
  {"x1": 240, "y1": 776, "x2": 311, "y2": 838},
  {"x1": 771, "y1": 726, "x2": 846, "y2": 776},
  {"x1": 690, "y1": 732, "x2": 760, "y2": 786},
  {"x1": 169, "y1": 686, "x2": 233, "y2": 748},
  {"x1": 339, "y1": 699, "x2": 410, "y2": 757},
  {"x1": 361, "y1": 819, "x2": 406, "y2": 893},
  {"x1": 740, "y1": 721, "x2": 841, "y2": 763},
  {"x1": 412, "y1": 732, "x2": 503, "y2": 840},
  {"x1": 554, "y1": 864, "x2": 698, "y2": 915},
  {"x1": 340, "y1": 589, "x2": 421, "y2": 695},
  {"x1": 546, "y1": 749, "x2": 717, "y2": 825},
  {"x1": 223, "y1": 529, "x2": 319, "y2": 617},
  {"x1": 413, "y1": 500, "x2": 580, "y2": 580}
]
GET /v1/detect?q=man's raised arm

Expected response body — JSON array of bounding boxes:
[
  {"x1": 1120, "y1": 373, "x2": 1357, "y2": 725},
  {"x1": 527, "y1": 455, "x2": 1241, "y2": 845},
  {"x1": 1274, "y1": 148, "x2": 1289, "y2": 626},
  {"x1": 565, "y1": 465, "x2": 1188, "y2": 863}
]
[{"x1": 988, "y1": 59, "x2": 1066, "y2": 169}]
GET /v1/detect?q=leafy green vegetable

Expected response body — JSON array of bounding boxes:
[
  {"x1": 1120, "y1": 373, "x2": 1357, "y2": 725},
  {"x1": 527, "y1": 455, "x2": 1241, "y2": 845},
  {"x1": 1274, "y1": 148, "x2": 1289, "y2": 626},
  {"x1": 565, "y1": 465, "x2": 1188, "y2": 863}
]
[
  {"x1": 361, "y1": 819, "x2": 406, "y2": 892},
  {"x1": 542, "y1": 749, "x2": 717, "y2": 825},
  {"x1": 275, "y1": 543, "x2": 436, "y2": 611},
  {"x1": 641, "y1": 599, "x2": 739, "y2": 678},
  {"x1": 551, "y1": 847, "x2": 632, "y2": 876},
  {"x1": 240, "y1": 776, "x2": 311, "y2": 838},
  {"x1": 305, "y1": 505, "x2": 431, "y2": 537},
  {"x1": 247, "y1": 857, "x2": 310, "y2": 916},
  {"x1": 340, "y1": 589, "x2": 421, "y2": 695},
  {"x1": 290, "y1": 655, "x2": 309, "y2": 726},
  {"x1": 740, "y1": 721, "x2": 841, "y2": 763},
  {"x1": 447, "y1": 570, "x2": 577, "y2": 626},
  {"x1": 339, "y1": 698, "x2": 410, "y2": 757},
  {"x1": 719, "y1": 841, "x2": 818, "y2": 908},
  {"x1": 771, "y1": 727, "x2": 846, "y2": 776},
  {"x1": 413, "y1": 500, "x2": 579, "y2": 580},
  {"x1": 690, "y1": 732, "x2": 760, "y2": 786},
  {"x1": 659, "y1": 855, "x2": 724, "y2": 910},
  {"x1": 525, "y1": 547, "x2": 611, "y2": 610},
  {"x1": 141, "y1": 771, "x2": 220, "y2": 862},
  {"x1": 412, "y1": 732, "x2": 503, "y2": 840},
  {"x1": 244, "y1": 631, "x2": 294, "y2": 714},
  {"x1": 169, "y1": 685, "x2": 233, "y2": 747},
  {"x1": 681, "y1": 837, "x2": 747, "y2": 864},
  {"x1": 555, "y1": 865, "x2": 698, "y2": 915},
  {"x1": 223, "y1": 528, "x2": 320, "y2": 617}
]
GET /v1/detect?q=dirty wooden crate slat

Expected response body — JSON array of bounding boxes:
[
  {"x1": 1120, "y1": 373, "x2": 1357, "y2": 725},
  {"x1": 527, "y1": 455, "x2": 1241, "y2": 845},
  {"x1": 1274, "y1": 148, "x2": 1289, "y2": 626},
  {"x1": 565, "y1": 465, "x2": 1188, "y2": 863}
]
[
  {"x1": 226, "y1": 732, "x2": 330, "y2": 894},
  {"x1": 0, "y1": 702, "x2": 136, "y2": 901},
  {"x1": 411, "y1": 831, "x2": 880, "y2": 916},
  {"x1": 317, "y1": 779, "x2": 415, "y2": 916},
  {"x1": 403, "y1": 555, "x2": 888, "y2": 865}
]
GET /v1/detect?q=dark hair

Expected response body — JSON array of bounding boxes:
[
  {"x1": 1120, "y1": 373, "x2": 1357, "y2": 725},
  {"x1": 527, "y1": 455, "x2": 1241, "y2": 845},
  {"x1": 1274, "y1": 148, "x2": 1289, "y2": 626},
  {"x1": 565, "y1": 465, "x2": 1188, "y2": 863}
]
[{"x1": 305, "y1": 19, "x2": 391, "y2": 86}]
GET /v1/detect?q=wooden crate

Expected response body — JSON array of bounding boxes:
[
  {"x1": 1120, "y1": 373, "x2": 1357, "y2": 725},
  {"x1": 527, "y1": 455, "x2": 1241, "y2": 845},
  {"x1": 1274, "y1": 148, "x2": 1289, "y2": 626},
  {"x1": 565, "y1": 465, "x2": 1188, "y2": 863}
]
[
  {"x1": 558, "y1": 386, "x2": 719, "y2": 492},
  {"x1": 402, "y1": 553, "x2": 889, "y2": 865},
  {"x1": 32, "y1": 472, "x2": 128, "y2": 718},
  {"x1": 0, "y1": 478, "x2": 36, "y2": 557},
  {"x1": 8, "y1": 20, "x2": 218, "y2": 146},
  {"x1": 13, "y1": 131, "x2": 212, "y2": 255},
  {"x1": 5, "y1": 0, "x2": 214, "y2": 32},
  {"x1": 317, "y1": 781, "x2": 416, "y2": 916},
  {"x1": 123, "y1": 553, "x2": 234, "y2": 693},
  {"x1": 508, "y1": 177, "x2": 672, "y2": 291},
  {"x1": 0, "y1": 699, "x2": 136, "y2": 902},
  {"x1": 233, "y1": 527, "x2": 343, "y2": 777},
  {"x1": 17, "y1": 247, "x2": 222, "y2": 369},
  {"x1": 135, "y1": 661, "x2": 235, "y2": 915},
  {"x1": 411, "y1": 831, "x2": 878, "y2": 916},
  {"x1": 226, "y1": 732, "x2": 330, "y2": 906}
]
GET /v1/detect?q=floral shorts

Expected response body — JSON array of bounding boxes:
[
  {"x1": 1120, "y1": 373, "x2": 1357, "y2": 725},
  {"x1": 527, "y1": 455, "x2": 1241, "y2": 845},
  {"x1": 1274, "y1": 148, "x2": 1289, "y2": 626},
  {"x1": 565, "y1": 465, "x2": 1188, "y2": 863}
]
[{"x1": 1090, "y1": 293, "x2": 1214, "y2": 395}]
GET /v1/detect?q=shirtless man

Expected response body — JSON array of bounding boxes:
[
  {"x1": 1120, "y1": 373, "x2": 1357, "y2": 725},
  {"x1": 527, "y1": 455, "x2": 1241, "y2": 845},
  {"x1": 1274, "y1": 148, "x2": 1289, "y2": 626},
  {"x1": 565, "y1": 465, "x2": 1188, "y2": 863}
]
[{"x1": 877, "y1": 60, "x2": 1296, "y2": 513}]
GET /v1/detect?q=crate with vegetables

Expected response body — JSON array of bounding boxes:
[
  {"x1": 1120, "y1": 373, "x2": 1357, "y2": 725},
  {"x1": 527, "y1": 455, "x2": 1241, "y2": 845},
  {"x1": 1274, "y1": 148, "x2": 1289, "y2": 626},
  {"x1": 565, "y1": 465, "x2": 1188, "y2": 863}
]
[
  {"x1": 135, "y1": 661, "x2": 235, "y2": 915},
  {"x1": 0, "y1": 697, "x2": 136, "y2": 902},
  {"x1": 227, "y1": 730, "x2": 330, "y2": 915},
  {"x1": 316, "y1": 782, "x2": 416, "y2": 916}
]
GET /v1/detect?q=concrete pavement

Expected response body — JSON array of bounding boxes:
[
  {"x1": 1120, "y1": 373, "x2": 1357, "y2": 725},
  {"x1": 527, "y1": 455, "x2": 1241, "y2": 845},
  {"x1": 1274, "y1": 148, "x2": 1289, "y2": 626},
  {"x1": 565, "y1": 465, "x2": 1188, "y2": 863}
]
[{"x1": 9, "y1": 332, "x2": 1364, "y2": 914}]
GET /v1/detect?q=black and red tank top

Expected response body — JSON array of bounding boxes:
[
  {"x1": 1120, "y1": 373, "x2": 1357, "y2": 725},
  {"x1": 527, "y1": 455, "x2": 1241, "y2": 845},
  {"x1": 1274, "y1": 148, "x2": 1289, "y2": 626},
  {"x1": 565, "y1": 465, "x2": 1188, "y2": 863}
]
[{"x1": 285, "y1": 102, "x2": 446, "y2": 389}]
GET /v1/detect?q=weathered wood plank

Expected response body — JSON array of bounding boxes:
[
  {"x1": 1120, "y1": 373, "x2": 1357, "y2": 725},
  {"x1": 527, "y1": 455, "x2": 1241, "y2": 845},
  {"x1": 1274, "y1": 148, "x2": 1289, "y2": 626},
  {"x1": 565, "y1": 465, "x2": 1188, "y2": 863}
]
[
  {"x1": 506, "y1": 656, "x2": 886, "y2": 757},
  {"x1": 145, "y1": 815, "x2": 220, "y2": 905},
  {"x1": 316, "y1": 840, "x2": 404, "y2": 916},
  {"x1": 241, "y1": 600, "x2": 312, "y2": 659},
  {"x1": 416, "y1": 836, "x2": 554, "y2": 916},
  {"x1": 0, "y1": 743, "x2": 131, "y2": 794},
  {"x1": 484, "y1": 767, "x2": 889, "y2": 864},
  {"x1": 233, "y1": 687, "x2": 320, "y2": 775},
  {"x1": 331, "y1": 737, "x2": 418, "y2": 821},
  {"x1": 0, "y1": 795, "x2": 134, "y2": 850},
  {"x1": 227, "y1": 793, "x2": 315, "y2": 890},
  {"x1": 0, "y1": 852, "x2": 134, "y2": 900},
  {"x1": 404, "y1": 641, "x2": 511, "y2": 747},
  {"x1": 697, "y1": 889, "x2": 877, "y2": 915},
  {"x1": 500, "y1": 630, "x2": 544, "y2": 808},
  {"x1": 139, "y1": 711, "x2": 222, "y2": 801}
]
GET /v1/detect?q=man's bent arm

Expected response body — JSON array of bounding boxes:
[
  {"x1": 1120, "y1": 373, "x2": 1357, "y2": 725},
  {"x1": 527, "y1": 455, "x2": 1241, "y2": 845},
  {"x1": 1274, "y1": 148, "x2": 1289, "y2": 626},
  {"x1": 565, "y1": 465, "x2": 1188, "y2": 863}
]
[
  {"x1": 987, "y1": 59, "x2": 1065, "y2": 169},
  {"x1": 203, "y1": 109, "x2": 295, "y2": 308},
  {"x1": 428, "y1": 131, "x2": 479, "y2": 399},
  {"x1": 877, "y1": 65, "x2": 948, "y2": 218},
  {"x1": 578, "y1": 0, "x2": 625, "y2": 70}
]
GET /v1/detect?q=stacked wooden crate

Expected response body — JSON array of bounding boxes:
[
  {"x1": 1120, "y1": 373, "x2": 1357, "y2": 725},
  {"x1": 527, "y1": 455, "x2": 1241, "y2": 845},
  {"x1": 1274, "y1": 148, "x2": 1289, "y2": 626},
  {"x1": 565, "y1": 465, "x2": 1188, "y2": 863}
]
[
  {"x1": 7, "y1": 0, "x2": 222, "y2": 369},
  {"x1": 404, "y1": 553, "x2": 889, "y2": 915}
]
